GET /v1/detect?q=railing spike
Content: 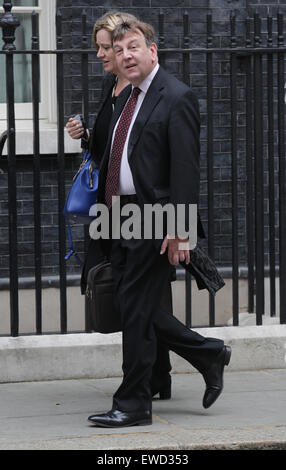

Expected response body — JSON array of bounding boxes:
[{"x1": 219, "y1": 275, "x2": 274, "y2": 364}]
[{"x1": 0, "y1": 0, "x2": 20, "y2": 51}]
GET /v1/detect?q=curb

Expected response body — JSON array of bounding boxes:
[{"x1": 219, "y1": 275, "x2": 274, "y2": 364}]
[{"x1": 0, "y1": 325, "x2": 286, "y2": 383}]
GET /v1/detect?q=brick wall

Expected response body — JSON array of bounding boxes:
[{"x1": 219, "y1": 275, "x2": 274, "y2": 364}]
[
  {"x1": 0, "y1": 153, "x2": 84, "y2": 280},
  {"x1": 58, "y1": 0, "x2": 286, "y2": 270},
  {"x1": 0, "y1": 0, "x2": 285, "y2": 281}
]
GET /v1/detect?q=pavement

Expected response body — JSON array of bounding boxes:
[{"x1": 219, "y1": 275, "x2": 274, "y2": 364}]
[{"x1": 0, "y1": 368, "x2": 286, "y2": 450}]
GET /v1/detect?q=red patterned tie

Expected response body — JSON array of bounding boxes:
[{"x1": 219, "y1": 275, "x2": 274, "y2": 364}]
[{"x1": 105, "y1": 87, "x2": 141, "y2": 208}]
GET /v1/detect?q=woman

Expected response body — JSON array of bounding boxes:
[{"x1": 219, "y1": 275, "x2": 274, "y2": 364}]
[
  {"x1": 66, "y1": 11, "x2": 173, "y2": 400},
  {"x1": 66, "y1": 12, "x2": 135, "y2": 155},
  {"x1": 66, "y1": 12, "x2": 136, "y2": 292}
]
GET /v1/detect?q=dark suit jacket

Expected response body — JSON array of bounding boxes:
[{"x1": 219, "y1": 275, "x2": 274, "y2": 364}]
[
  {"x1": 98, "y1": 66, "x2": 204, "y2": 239},
  {"x1": 81, "y1": 71, "x2": 177, "y2": 291},
  {"x1": 83, "y1": 66, "x2": 224, "y2": 295},
  {"x1": 96, "y1": 66, "x2": 225, "y2": 295}
]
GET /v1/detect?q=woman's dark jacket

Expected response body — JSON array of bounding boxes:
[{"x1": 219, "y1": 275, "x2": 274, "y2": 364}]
[
  {"x1": 80, "y1": 74, "x2": 117, "y2": 294},
  {"x1": 89, "y1": 73, "x2": 117, "y2": 164}
]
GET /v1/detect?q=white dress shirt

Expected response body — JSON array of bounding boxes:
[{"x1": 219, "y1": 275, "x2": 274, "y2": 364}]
[{"x1": 110, "y1": 63, "x2": 160, "y2": 195}]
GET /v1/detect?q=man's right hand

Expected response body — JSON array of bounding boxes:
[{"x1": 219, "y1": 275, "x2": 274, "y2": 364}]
[
  {"x1": 160, "y1": 235, "x2": 190, "y2": 265},
  {"x1": 66, "y1": 117, "x2": 88, "y2": 140}
]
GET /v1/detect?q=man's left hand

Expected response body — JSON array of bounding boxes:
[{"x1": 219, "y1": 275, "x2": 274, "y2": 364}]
[{"x1": 160, "y1": 235, "x2": 190, "y2": 265}]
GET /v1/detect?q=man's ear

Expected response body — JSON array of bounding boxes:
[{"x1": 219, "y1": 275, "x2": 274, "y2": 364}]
[{"x1": 150, "y1": 42, "x2": 158, "y2": 62}]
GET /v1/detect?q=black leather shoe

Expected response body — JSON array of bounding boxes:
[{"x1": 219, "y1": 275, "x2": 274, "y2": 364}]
[
  {"x1": 202, "y1": 345, "x2": 232, "y2": 409},
  {"x1": 153, "y1": 383, "x2": 171, "y2": 400},
  {"x1": 88, "y1": 409, "x2": 152, "y2": 428},
  {"x1": 151, "y1": 375, "x2": 172, "y2": 400}
]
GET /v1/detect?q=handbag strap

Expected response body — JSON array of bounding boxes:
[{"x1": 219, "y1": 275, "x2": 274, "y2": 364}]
[{"x1": 65, "y1": 216, "x2": 84, "y2": 267}]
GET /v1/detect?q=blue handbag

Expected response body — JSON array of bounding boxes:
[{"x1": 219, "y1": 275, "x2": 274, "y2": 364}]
[{"x1": 63, "y1": 149, "x2": 99, "y2": 264}]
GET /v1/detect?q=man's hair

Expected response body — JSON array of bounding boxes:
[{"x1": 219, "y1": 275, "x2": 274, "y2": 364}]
[
  {"x1": 92, "y1": 12, "x2": 138, "y2": 49},
  {"x1": 112, "y1": 19, "x2": 155, "y2": 47}
]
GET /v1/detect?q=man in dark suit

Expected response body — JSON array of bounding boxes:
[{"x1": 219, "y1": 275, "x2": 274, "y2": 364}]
[{"x1": 88, "y1": 19, "x2": 231, "y2": 428}]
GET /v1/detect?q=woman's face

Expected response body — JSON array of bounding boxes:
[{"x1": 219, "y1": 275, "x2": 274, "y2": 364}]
[{"x1": 96, "y1": 28, "x2": 117, "y2": 73}]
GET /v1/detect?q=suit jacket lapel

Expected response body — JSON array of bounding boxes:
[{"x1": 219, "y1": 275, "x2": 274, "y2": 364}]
[
  {"x1": 100, "y1": 84, "x2": 132, "y2": 171},
  {"x1": 99, "y1": 67, "x2": 166, "y2": 194},
  {"x1": 98, "y1": 84, "x2": 132, "y2": 199},
  {"x1": 109, "y1": 84, "x2": 132, "y2": 135},
  {"x1": 127, "y1": 68, "x2": 165, "y2": 161}
]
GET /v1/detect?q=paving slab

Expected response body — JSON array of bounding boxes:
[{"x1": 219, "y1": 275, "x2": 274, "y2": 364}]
[{"x1": 0, "y1": 369, "x2": 286, "y2": 450}]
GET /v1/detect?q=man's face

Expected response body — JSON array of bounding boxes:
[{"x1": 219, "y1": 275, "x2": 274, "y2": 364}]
[{"x1": 113, "y1": 30, "x2": 157, "y2": 86}]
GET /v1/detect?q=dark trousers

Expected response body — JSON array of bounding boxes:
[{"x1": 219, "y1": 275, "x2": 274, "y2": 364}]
[
  {"x1": 110, "y1": 234, "x2": 224, "y2": 413},
  {"x1": 151, "y1": 281, "x2": 172, "y2": 391},
  {"x1": 82, "y1": 233, "x2": 173, "y2": 385}
]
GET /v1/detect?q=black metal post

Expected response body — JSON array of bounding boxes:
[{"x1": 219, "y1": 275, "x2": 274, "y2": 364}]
[
  {"x1": 81, "y1": 9, "x2": 92, "y2": 332},
  {"x1": 183, "y1": 11, "x2": 190, "y2": 87},
  {"x1": 56, "y1": 9, "x2": 67, "y2": 333},
  {"x1": 230, "y1": 12, "x2": 239, "y2": 325},
  {"x1": 267, "y1": 15, "x2": 276, "y2": 318},
  {"x1": 183, "y1": 11, "x2": 192, "y2": 327},
  {"x1": 253, "y1": 13, "x2": 264, "y2": 324},
  {"x1": 0, "y1": 1, "x2": 20, "y2": 336},
  {"x1": 245, "y1": 16, "x2": 255, "y2": 314},
  {"x1": 158, "y1": 11, "x2": 165, "y2": 69},
  {"x1": 277, "y1": 12, "x2": 286, "y2": 324},
  {"x1": 31, "y1": 11, "x2": 42, "y2": 334},
  {"x1": 206, "y1": 13, "x2": 215, "y2": 326},
  {"x1": 81, "y1": 10, "x2": 89, "y2": 129}
]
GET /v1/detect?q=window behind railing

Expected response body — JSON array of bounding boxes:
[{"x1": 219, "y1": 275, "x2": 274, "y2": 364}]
[{"x1": 0, "y1": 0, "x2": 56, "y2": 121}]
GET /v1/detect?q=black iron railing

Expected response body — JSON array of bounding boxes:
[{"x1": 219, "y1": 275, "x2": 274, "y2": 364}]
[{"x1": 0, "y1": 2, "x2": 286, "y2": 336}]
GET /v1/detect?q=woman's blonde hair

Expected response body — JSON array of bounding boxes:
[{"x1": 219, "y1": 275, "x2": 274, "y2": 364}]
[{"x1": 92, "y1": 12, "x2": 138, "y2": 49}]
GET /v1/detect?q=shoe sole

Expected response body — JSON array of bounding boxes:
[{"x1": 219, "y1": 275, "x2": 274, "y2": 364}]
[
  {"x1": 88, "y1": 419, "x2": 152, "y2": 428},
  {"x1": 152, "y1": 389, "x2": 171, "y2": 400}
]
